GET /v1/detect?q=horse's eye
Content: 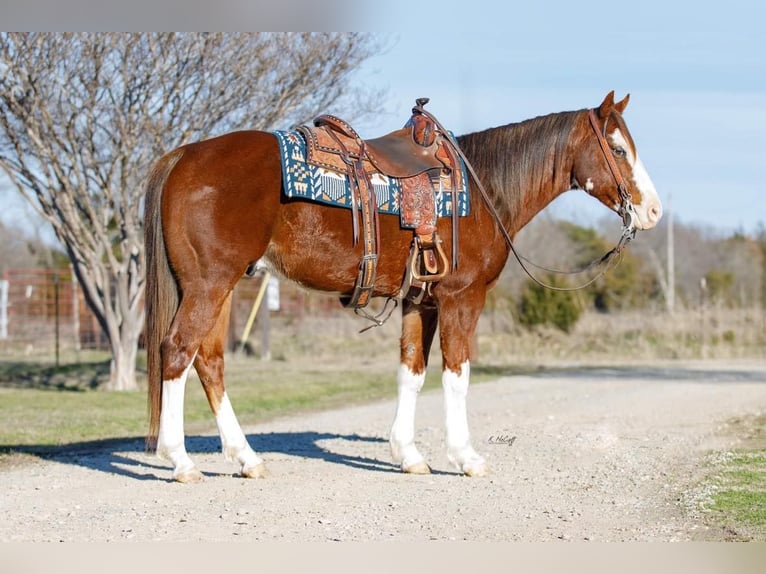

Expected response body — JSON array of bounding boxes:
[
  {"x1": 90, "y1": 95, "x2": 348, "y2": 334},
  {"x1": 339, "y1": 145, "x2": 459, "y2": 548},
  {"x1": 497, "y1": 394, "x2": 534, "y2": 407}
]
[{"x1": 613, "y1": 147, "x2": 627, "y2": 158}]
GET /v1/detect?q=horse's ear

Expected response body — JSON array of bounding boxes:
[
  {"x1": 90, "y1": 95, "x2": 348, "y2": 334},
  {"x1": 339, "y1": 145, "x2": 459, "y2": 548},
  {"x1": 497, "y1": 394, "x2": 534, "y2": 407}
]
[
  {"x1": 614, "y1": 93, "x2": 630, "y2": 114},
  {"x1": 597, "y1": 90, "x2": 616, "y2": 118}
]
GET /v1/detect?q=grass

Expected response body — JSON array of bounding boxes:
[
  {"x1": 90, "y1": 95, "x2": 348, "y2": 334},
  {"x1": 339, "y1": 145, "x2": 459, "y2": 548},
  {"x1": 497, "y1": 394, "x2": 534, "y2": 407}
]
[
  {"x1": 701, "y1": 414, "x2": 766, "y2": 540},
  {"x1": 0, "y1": 354, "x2": 112, "y2": 391},
  {"x1": 0, "y1": 350, "x2": 527, "y2": 462},
  {"x1": 0, "y1": 358, "x2": 380, "y2": 452}
]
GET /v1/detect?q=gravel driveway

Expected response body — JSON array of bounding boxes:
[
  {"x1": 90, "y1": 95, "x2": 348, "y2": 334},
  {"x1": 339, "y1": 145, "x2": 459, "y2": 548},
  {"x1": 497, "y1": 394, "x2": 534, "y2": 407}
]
[{"x1": 1, "y1": 360, "x2": 764, "y2": 541}]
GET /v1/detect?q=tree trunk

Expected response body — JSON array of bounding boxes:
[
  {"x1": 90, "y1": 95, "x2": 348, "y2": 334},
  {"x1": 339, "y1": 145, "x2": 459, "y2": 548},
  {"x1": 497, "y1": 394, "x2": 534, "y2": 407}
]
[{"x1": 106, "y1": 321, "x2": 141, "y2": 391}]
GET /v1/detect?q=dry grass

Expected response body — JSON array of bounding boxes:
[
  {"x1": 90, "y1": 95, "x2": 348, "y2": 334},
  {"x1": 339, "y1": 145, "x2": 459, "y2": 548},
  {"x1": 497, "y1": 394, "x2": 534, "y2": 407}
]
[
  {"x1": 475, "y1": 306, "x2": 766, "y2": 365},
  {"x1": 244, "y1": 304, "x2": 766, "y2": 368}
]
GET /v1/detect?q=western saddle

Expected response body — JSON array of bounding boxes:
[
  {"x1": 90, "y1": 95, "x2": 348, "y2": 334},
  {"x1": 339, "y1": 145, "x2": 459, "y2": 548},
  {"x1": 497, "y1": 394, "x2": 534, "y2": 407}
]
[{"x1": 297, "y1": 98, "x2": 464, "y2": 317}]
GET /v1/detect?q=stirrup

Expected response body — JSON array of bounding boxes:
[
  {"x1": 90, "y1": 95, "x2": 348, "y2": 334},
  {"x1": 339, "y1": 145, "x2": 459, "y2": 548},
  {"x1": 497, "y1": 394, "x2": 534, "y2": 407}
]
[{"x1": 410, "y1": 234, "x2": 449, "y2": 283}]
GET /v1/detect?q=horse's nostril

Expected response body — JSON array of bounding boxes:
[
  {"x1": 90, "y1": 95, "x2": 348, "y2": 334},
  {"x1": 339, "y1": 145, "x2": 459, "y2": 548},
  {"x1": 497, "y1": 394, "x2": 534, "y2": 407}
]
[{"x1": 649, "y1": 204, "x2": 662, "y2": 222}]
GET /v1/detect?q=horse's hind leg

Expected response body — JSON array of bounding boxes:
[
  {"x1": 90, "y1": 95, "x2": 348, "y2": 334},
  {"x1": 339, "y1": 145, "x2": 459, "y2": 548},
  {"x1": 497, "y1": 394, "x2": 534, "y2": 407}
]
[
  {"x1": 157, "y1": 355, "x2": 201, "y2": 483},
  {"x1": 157, "y1": 283, "x2": 237, "y2": 482},
  {"x1": 194, "y1": 293, "x2": 268, "y2": 478},
  {"x1": 390, "y1": 300, "x2": 438, "y2": 474}
]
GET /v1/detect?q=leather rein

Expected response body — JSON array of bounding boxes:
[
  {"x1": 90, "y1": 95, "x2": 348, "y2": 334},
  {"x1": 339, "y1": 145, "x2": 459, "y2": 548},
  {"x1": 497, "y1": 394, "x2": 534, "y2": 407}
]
[{"x1": 417, "y1": 103, "x2": 638, "y2": 292}]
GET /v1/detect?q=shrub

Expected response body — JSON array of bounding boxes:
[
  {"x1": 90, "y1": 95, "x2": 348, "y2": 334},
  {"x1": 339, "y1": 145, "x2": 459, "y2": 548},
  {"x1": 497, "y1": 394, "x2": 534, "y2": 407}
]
[{"x1": 517, "y1": 275, "x2": 582, "y2": 333}]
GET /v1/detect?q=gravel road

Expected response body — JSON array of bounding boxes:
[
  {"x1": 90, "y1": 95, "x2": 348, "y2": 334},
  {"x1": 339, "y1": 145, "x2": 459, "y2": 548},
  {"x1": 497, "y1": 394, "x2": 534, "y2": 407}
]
[{"x1": 1, "y1": 360, "x2": 764, "y2": 542}]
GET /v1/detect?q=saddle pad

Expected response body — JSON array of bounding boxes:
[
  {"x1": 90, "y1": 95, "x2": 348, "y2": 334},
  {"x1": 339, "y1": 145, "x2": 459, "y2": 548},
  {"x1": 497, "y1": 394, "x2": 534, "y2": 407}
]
[{"x1": 274, "y1": 130, "x2": 470, "y2": 223}]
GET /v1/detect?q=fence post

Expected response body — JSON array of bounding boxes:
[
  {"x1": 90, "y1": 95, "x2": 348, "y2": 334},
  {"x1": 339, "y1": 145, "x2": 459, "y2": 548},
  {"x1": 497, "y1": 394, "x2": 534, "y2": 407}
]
[
  {"x1": 0, "y1": 279, "x2": 8, "y2": 339},
  {"x1": 53, "y1": 273, "x2": 60, "y2": 366},
  {"x1": 71, "y1": 266, "x2": 81, "y2": 360}
]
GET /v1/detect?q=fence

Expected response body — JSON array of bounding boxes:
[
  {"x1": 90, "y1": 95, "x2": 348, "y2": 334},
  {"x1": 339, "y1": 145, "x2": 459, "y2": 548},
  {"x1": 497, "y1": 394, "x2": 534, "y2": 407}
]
[
  {"x1": 0, "y1": 278, "x2": 7, "y2": 339},
  {"x1": 229, "y1": 270, "x2": 348, "y2": 356},
  {"x1": 3, "y1": 267, "x2": 764, "y2": 364},
  {"x1": 0, "y1": 268, "x2": 105, "y2": 358},
  {"x1": 0, "y1": 267, "x2": 347, "y2": 360}
]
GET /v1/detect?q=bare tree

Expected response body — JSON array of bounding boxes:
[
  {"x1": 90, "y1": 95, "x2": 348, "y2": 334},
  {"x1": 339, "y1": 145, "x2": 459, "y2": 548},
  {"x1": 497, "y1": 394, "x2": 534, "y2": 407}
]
[
  {"x1": 0, "y1": 219, "x2": 51, "y2": 274},
  {"x1": 0, "y1": 33, "x2": 383, "y2": 390}
]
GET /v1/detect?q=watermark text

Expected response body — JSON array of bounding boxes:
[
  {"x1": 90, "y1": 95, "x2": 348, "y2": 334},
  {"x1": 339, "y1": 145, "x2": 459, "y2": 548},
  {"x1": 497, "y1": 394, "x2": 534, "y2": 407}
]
[{"x1": 487, "y1": 434, "x2": 517, "y2": 447}]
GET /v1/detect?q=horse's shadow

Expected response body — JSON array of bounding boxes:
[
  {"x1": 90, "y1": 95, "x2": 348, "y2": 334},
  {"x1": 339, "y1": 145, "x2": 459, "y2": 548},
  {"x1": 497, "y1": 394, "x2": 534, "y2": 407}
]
[{"x1": 2, "y1": 430, "x2": 455, "y2": 481}]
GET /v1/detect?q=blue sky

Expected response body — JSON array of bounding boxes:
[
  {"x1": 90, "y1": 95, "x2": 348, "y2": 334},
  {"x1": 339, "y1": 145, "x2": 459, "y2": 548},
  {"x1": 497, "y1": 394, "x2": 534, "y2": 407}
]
[
  {"x1": 356, "y1": 1, "x2": 765, "y2": 234},
  {"x1": 0, "y1": 4, "x2": 762, "y2": 236}
]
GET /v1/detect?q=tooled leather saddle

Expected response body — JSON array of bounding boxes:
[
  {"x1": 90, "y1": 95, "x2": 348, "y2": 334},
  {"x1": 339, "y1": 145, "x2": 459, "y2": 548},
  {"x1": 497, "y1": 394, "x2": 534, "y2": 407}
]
[{"x1": 297, "y1": 98, "x2": 466, "y2": 313}]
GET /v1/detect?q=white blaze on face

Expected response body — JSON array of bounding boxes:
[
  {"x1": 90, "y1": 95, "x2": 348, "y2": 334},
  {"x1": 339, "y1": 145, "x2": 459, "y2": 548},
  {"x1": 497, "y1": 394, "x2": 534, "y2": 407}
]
[{"x1": 609, "y1": 128, "x2": 662, "y2": 229}]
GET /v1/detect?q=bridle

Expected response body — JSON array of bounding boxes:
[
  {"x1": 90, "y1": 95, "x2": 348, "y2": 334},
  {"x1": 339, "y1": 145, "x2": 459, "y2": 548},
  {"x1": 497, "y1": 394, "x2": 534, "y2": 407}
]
[
  {"x1": 587, "y1": 108, "x2": 638, "y2": 237},
  {"x1": 418, "y1": 103, "x2": 638, "y2": 291}
]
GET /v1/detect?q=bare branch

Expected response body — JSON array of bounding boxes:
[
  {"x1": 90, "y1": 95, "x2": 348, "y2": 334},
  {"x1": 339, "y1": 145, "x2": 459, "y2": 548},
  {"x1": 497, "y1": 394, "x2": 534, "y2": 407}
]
[{"x1": 0, "y1": 32, "x2": 383, "y2": 389}]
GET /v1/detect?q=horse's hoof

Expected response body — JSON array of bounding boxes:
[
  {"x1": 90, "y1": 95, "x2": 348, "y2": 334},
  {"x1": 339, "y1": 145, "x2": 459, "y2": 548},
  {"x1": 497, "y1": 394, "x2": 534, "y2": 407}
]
[
  {"x1": 240, "y1": 462, "x2": 270, "y2": 479},
  {"x1": 402, "y1": 461, "x2": 431, "y2": 474},
  {"x1": 174, "y1": 468, "x2": 204, "y2": 483},
  {"x1": 463, "y1": 463, "x2": 489, "y2": 477}
]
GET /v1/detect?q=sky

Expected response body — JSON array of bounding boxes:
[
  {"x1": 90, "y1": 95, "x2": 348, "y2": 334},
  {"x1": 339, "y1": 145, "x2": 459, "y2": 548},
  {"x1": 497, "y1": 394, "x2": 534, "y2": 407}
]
[
  {"x1": 0, "y1": 2, "x2": 763, "y2": 237},
  {"x1": 353, "y1": 1, "x2": 765, "y2": 235}
]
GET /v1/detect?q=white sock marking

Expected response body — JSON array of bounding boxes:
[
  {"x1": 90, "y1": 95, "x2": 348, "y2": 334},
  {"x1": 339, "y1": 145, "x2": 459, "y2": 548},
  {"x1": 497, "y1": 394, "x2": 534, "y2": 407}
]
[
  {"x1": 390, "y1": 364, "x2": 427, "y2": 468},
  {"x1": 442, "y1": 361, "x2": 485, "y2": 473},
  {"x1": 216, "y1": 392, "x2": 263, "y2": 472},
  {"x1": 157, "y1": 359, "x2": 196, "y2": 476}
]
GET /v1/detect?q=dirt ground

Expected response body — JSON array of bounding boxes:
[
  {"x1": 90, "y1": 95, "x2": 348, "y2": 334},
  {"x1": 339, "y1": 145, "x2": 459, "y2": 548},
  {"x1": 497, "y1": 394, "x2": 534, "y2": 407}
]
[{"x1": 1, "y1": 359, "x2": 764, "y2": 542}]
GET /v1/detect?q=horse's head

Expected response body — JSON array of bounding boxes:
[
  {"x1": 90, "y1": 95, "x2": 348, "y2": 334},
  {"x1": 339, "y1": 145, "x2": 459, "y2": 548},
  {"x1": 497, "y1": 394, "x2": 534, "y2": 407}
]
[{"x1": 572, "y1": 91, "x2": 662, "y2": 231}]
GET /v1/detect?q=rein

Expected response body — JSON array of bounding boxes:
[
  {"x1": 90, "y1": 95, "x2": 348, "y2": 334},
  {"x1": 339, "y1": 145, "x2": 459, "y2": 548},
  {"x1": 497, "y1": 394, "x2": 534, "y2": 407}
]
[{"x1": 416, "y1": 102, "x2": 637, "y2": 292}]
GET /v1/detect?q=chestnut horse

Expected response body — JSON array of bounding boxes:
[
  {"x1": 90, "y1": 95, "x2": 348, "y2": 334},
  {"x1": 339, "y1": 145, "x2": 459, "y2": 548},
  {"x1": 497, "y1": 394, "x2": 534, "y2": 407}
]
[{"x1": 144, "y1": 91, "x2": 661, "y2": 482}]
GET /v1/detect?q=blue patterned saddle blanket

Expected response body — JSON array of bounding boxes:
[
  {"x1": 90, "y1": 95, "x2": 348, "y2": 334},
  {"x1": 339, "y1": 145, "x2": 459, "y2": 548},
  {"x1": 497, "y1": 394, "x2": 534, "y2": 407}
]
[{"x1": 274, "y1": 129, "x2": 470, "y2": 224}]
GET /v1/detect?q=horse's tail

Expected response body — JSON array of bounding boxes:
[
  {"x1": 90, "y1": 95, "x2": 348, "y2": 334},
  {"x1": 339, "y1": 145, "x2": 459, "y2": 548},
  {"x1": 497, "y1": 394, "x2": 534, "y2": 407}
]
[{"x1": 144, "y1": 149, "x2": 184, "y2": 453}]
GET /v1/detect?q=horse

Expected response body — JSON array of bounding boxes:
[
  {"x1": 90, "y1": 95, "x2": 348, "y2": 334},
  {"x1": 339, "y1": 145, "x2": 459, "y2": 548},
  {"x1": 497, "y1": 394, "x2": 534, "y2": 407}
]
[{"x1": 144, "y1": 91, "x2": 662, "y2": 482}]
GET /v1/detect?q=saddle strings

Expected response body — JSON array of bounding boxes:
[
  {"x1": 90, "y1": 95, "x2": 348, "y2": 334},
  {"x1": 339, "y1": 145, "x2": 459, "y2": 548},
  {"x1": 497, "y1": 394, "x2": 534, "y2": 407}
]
[
  {"x1": 355, "y1": 297, "x2": 399, "y2": 333},
  {"x1": 413, "y1": 102, "x2": 635, "y2": 293}
]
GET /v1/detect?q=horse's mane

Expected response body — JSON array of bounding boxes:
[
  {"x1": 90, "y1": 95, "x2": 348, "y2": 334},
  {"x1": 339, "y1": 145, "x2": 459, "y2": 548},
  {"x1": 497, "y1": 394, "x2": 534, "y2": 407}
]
[{"x1": 456, "y1": 110, "x2": 582, "y2": 227}]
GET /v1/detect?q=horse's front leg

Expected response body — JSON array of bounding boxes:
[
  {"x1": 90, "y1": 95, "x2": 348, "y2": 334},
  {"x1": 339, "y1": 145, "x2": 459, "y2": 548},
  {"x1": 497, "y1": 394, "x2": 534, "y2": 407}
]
[
  {"x1": 437, "y1": 287, "x2": 489, "y2": 477},
  {"x1": 390, "y1": 300, "x2": 438, "y2": 474}
]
